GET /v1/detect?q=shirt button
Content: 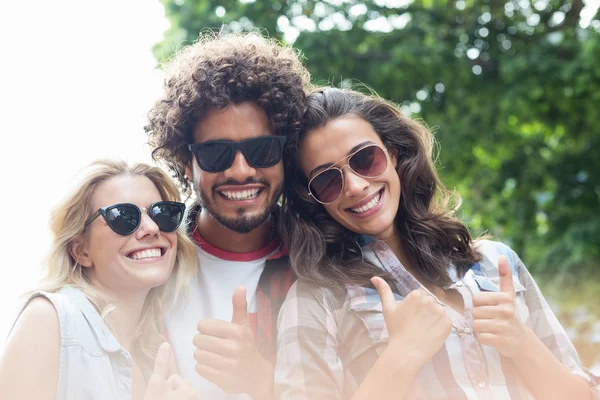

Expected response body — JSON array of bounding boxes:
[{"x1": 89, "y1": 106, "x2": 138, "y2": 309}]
[
  {"x1": 463, "y1": 327, "x2": 472, "y2": 334},
  {"x1": 478, "y1": 381, "x2": 486, "y2": 388},
  {"x1": 455, "y1": 281, "x2": 463, "y2": 287}
]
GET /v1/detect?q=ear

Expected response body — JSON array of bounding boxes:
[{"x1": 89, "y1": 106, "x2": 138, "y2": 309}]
[{"x1": 70, "y1": 237, "x2": 93, "y2": 268}]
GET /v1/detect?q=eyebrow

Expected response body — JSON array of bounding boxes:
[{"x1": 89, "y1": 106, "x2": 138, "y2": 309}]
[{"x1": 309, "y1": 141, "x2": 376, "y2": 177}]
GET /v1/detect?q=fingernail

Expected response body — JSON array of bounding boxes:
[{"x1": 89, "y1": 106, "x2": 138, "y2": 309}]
[{"x1": 370, "y1": 277, "x2": 379, "y2": 287}]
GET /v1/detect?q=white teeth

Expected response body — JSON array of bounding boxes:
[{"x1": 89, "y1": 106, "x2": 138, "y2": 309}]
[
  {"x1": 220, "y1": 188, "x2": 260, "y2": 200},
  {"x1": 351, "y1": 192, "x2": 381, "y2": 214},
  {"x1": 130, "y1": 248, "x2": 161, "y2": 260}
]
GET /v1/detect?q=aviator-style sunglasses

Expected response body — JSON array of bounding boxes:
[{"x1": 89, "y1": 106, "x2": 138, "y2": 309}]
[
  {"x1": 307, "y1": 144, "x2": 389, "y2": 205},
  {"x1": 188, "y1": 136, "x2": 287, "y2": 173},
  {"x1": 84, "y1": 201, "x2": 186, "y2": 236}
]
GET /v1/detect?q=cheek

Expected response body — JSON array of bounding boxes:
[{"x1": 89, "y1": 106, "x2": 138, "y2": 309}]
[
  {"x1": 166, "y1": 232, "x2": 178, "y2": 248},
  {"x1": 257, "y1": 166, "x2": 284, "y2": 195},
  {"x1": 192, "y1": 164, "x2": 209, "y2": 186},
  {"x1": 324, "y1": 204, "x2": 344, "y2": 223},
  {"x1": 266, "y1": 164, "x2": 284, "y2": 184},
  {"x1": 387, "y1": 168, "x2": 401, "y2": 191},
  {"x1": 195, "y1": 171, "x2": 215, "y2": 192},
  {"x1": 88, "y1": 234, "x2": 126, "y2": 263}
]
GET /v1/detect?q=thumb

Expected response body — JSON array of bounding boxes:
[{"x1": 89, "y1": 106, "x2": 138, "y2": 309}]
[
  {"x1": 231, "y1": 285, "x2": 249, "y2": 325},
  {"x1": 498, "y1": 255, "x2": 515, "y2": 294},
  {"x1": 167, "y1": 344, "x2": 179, "y2": 377},
  {"x1": 146, "y1": 342, "x2": 172, "y2": 397},
  {"x1": 371, "y1": 277, "x2": 396, "y2": 322}
]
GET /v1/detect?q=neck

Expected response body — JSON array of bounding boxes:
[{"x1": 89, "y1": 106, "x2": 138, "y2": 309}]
[
  {"x1": 376, "y1": 227, "x2": 415, "y2": 274},
  {"x1": 89, "y1": 281, "x2": 149, "y2": 352},
  {"x1": 377, "y1": 230, "x2": 438, "y2": 289},
  {"x1": 197, "y1": 210, "x2": 273, "y2": 253}
]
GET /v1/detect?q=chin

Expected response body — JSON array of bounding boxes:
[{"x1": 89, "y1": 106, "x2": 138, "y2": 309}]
[
  {"x1": 140, "y1": 276, "x2": 172, "y2": 291},
  {"x1": 136, "y1": 267, "x2": 174, "y2": 289},
  {"x1": 360, "y1": 222, "x2": 395, "y2": 238}
]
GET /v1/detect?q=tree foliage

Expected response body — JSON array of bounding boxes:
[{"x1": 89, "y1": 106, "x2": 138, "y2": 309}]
[{"x1": 153, "y1": 0, "x2": 600, "y2": 279}]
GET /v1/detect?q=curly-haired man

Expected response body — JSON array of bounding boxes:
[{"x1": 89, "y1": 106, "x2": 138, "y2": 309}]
[{"x1": 146, "y1": 32, "x2": 311, "y2": 399}]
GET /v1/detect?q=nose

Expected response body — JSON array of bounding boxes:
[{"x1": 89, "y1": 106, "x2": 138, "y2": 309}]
[
  {"x1": 342, "y1": 167, "x2": 369, "y2": 198},
  {"x1": 135, "y1": 213, "x2": 160, "y2": 239},
  {"x1": 223, "y1": 151, "x2": 257, "y2": 181}
]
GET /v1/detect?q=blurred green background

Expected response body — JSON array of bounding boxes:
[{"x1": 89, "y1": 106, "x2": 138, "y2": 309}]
[{"x1": 151, "y1": 0, "x2": 599, "y2": 368}]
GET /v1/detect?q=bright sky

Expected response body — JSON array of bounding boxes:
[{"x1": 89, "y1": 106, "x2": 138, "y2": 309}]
[{"x1": 0, "y1": 0, "x2": 169, "y2": 344}]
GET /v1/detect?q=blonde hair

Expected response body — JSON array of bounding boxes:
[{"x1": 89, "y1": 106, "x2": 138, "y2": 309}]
[{"x1": 34, "y1": 159, "x2": 197, "y2": 372}]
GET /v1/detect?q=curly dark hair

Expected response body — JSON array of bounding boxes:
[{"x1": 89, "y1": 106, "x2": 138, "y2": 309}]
[
  {"x1": 146, "y1": 32, "x2": 312, "y2": 196},
  {"x1": 281, "y1": 88, "x2": 481, "y2": 288}
]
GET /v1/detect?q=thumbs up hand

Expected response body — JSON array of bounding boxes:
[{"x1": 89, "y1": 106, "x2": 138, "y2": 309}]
[
  {"x1": 193, "y1": 286, "x2": 274, "y2": 399},
  {"x1": 145, "y1": 342, "x2": 198, "y2": 400},
  {"x1": 372, "y1": 277, "x2": 452, "y2": 370},
  {"x1": 472, "y1": 255, "x2": 527, "y2": 358}
]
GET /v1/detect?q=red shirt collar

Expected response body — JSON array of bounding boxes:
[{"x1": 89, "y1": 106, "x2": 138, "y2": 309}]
[{"x1": 191, "y1": 225, "x2": 286, "y2": 262}]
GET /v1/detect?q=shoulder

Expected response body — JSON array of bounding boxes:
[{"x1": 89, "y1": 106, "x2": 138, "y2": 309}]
[
  {"x1": 8, "y1": 292, "x2": 70, "y2": 348},
  {"x1": 473, "y1": 239, "x2": 523, "y2": 275},
  {"x1": 281, "y1": 279, "x2": 349, "y2": 322},
  {"x1": 474, "y1": 239, "x2": 516, "y2": 256},
  {"x1": 16, "y1": 294, "x2": 62, "y2": 334},
  {"x1": 11, "y1": 294, "x2": 61, "y2": 350},
  {"x1": 17, "y1": 288, "x2": 101, "y2": 345},
  {"x1": 282, "y1": 279, "x2": 324, "y2": 308},
  {"x1": 278, "y1": 280, "x2": 347, "y2": 340},
  {"x1": 1, "y1": 295, "x2": 61, "y2": 395},
  {"x1": 287, "y1": 279, "x2": 346, "y2": 303}
]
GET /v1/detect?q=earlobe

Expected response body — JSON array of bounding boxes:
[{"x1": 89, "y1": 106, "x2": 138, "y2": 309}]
[
  {"x1": 70, "y1": 237, "x2": 93, "y2": 268},
  {"x1": 184, "y1": 165, "x2": 193, "y2": 181}
]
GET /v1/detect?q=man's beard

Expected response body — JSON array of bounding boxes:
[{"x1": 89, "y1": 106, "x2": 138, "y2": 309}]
[{"x1": 196, "y1": 182, "x2": 282, "y2": 234}]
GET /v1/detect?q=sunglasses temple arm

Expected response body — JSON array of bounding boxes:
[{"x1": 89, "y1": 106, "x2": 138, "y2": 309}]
[{"x1": 83, "y1": 210, "x2": 102, "y2": 228}]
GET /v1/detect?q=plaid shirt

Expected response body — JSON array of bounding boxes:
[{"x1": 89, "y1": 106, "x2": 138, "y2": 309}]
[
  {"x1": 275, "y1": 239, "x2": 600, "y2": 399},
  {"x1": 255, "y1": 248, "x2": 296, "y2": 362},
  {"x1": 186, "y1": 205, "x2": 296, "y2": 363}
]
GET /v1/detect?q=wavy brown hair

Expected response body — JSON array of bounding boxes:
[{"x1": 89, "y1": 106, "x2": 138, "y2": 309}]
[
  {"x1": 281, "y1": 88, "x2": 480, "y2": 288},
  {"x1": 146, "y1": 31, "x2": 312, "y2": 196}
]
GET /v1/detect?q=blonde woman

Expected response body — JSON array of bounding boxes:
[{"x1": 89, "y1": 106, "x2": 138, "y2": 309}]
[{"x1": 0, "y1": 160, "x2": 199, "y2": 400}]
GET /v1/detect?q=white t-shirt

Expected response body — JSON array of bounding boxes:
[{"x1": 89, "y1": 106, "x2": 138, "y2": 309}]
[{"x1": 165, "y1": 230, "x2": 283, "y2": 399}]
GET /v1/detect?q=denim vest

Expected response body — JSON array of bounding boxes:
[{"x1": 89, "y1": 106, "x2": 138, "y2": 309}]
[{"x1": 11, "y1": 287, "x2": 133, "y2": 399}]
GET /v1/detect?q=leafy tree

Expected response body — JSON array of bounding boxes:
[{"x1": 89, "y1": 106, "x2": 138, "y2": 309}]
[{"x1": 153, "y1": 0, "x2": 600, "y2": 281}]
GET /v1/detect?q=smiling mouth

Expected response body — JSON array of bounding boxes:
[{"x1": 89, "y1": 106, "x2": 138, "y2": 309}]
[
  {"x1": 349, "y1": 189, "x2": 383, "y2": 214},
  {"x1": 218, "y1": 188, "x2": 264, "y2": 201},
  {"x1": 126, "y1": 248, "x2": 165, "y2": 260}
]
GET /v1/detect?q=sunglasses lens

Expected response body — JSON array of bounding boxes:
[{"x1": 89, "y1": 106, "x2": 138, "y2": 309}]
[
  {"x1": 149, "y1": 202, "x2": 185, "y2": 232},
  {"x1": 309, "y1": 146, "x2": 388, "y2": 204},
  {"x1": 243, "y1": 137, "x2": 283, "y2": 168},
  {"x1": 310, "y1": 170, "x2": 343, "y2": 204},
  {"x1": 194, "y1": 142, "x2": 234, "y2": 172},
  {"x1": 349, "y1": 146, "x2": 387, "y2": 177},
  {"x1": 105, "y1": 205, "x2": 140, "y2": 235}
]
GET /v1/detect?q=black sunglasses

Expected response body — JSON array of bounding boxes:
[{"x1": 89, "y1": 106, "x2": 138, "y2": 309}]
[
  {"x1": 84, "y1": 201, "x2": 186, "y2": 236},
  {"x1": 188, "y1": 136, "x2": 287, "y2": 173}
]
